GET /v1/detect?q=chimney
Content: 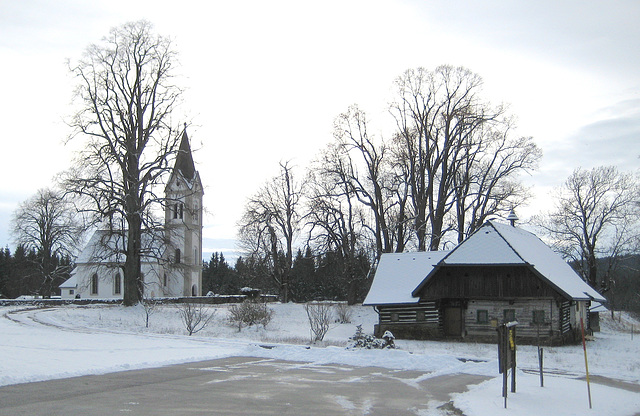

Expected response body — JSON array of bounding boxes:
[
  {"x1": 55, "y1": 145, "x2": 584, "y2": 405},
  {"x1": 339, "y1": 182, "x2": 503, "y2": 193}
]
[{"x1": 506, "y1": 209, "x2": 518, "y2": 227}]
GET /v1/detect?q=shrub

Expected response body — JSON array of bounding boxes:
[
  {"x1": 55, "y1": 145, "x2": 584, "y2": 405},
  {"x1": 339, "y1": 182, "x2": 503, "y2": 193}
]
[
  {"x1": 348, "y1": 324, "x2": 395, "y2": 349},
  {"x1": 334, "y1": 302, "x2": 352, "y2": 324},
  {"x1": 228, "y1": 300, "x2": 274, "y2": 331},
  {"x1": 179, "y1": 302, "x2": 216, "y2": 336},
  {"x1": 305, "y1": 302, "x2": 333, "y2": 343}
]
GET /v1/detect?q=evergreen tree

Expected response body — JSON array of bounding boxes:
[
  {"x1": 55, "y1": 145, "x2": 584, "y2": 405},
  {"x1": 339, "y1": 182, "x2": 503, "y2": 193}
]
[{"x1": 203, "y1": 252, "x2": 237, "y2": 295}]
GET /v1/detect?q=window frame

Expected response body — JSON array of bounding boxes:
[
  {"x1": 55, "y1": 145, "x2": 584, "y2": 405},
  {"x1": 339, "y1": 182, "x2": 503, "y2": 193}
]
[
  {"x1": 90, "y1": 273, "x2": 99, "y2": 295},
  {"x1": 477, "y1": 309, "x2": 489, "y2": 324}
]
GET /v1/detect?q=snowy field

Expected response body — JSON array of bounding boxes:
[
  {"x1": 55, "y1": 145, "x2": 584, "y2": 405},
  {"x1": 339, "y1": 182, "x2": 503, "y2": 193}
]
[{"x1": 1, "y1": 302, "x2": 639, "y2": 415}]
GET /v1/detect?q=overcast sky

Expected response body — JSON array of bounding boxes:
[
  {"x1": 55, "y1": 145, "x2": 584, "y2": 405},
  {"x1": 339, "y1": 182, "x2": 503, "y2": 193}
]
[{"x1": 1, "y1": 0, "x2": 638, "y2": 259}]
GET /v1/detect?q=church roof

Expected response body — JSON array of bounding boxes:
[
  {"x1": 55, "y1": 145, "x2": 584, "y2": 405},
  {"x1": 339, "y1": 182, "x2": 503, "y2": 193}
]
[
  {"x1": 174, "y1": 129, "x2": 196, "y2": 181},
  {"x1": 75, "y1": 229, "x2": 165, "y2": 265}
]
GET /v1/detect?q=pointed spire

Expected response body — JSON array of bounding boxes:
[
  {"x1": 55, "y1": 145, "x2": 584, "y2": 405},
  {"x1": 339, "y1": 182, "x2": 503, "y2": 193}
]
[{"x1": 174, "y1": 126, "x2": 196, "y2": 181}]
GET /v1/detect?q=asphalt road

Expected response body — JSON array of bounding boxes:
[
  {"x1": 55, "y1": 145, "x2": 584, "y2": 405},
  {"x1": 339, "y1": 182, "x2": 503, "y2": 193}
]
[{"x1": 0, "y1": 356, "x2": 491, "y2": 416}]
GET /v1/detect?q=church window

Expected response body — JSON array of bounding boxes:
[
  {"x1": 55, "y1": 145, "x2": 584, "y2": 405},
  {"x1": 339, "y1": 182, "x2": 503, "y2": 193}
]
[
  {"x1": 172, "y1": 203, "x2": 184, "y2": 220},
  {"x1": 114, "y1": 273, "x2": 121, "y2": 295},
  {"x1": 163, "y1": 273, "x2": 168, "y2": 287},
  {"x1": 175, "y1": 249, "x2": 181, "y2": 264},
  {"x1": 91, "y1": 273, "x2": 99, "y2": 295}
]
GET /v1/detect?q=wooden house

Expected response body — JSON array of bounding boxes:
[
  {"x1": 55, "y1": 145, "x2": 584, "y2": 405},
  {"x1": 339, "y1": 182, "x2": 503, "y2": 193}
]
[{"x1": 363, "y1": 220, "x2": 605, "y2": 345}]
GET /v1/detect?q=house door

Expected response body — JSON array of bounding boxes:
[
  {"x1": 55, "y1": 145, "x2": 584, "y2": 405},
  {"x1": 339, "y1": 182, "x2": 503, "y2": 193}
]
[{"x1": 443, "y1": 307, "x2": 462, "y2": 336}]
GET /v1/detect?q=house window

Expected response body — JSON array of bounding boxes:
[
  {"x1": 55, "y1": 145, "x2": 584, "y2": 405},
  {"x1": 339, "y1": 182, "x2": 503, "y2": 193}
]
[
  {"x1": 503, "y1": 309, "x2": 516, "y2": 323},
  {"x1": 391, "y1": 312, "x2": 399, "y2": 322},
  {"x1": 416, "y1": 310, "x2": 425, "y2": 322},
  {"x1": 91, "y1": 273, "x2": 99, "y2": 295},
  {"x1": 114, "y1": 273, "x2": 121, "y2": 295},
  {"x1": 477, "y1": 310, "x2": 489, "y2": 324},
  {"x1": 533, "y1": 310, "x2": 546, "y2": 325},
  {"x1": 175, "y1": 249, "x2": 181, "y2": 264}
]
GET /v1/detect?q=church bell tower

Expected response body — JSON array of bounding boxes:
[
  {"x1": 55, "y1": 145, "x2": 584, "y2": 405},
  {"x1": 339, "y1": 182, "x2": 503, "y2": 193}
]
[{"x1": 164, "y1": 128, "x2": 204, "y2": 296}]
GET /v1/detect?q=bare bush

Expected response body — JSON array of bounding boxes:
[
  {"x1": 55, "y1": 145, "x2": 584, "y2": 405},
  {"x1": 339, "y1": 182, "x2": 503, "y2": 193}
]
[
  {"x1": 179, "y1": 302, "x2": 216, "y2": 336},
  {"x1": 140, "y1": 297, "x2": 160, "y2": 328},
  {"x1": 305, "y1": 302, "x2": 333, "y2": 343},
  {"x1": 334, "y1": 303, "x2": 352, "y2": 324},
  {"x1": 227, "y1": 301, "x2": 274, "y2": 331}
]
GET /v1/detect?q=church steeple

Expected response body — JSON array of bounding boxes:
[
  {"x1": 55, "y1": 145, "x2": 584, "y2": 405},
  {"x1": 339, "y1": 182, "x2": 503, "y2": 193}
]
[
  {"x1": 164, "y1": 125, "x2": 204, "y2": 297},
  {"x1": 174, "y1": 128, "x2": 196, "y2": 181}
]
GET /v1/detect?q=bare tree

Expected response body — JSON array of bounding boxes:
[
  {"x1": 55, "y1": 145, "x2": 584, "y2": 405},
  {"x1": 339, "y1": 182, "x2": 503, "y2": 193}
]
[
  {"x1": 390, "y1": 65, "x2": 505, "y2": 250},
  {"x1": 451, "y1": 122, "x2": 541, "y2": 243},
  {"x1": 238, "y1": 161, "x2": 303, "y2": 303},
  {"x1": 62, "y1": 21, "x2": 184, "y2": 306},
  {"x1": 534, "y1": 166, "x2": 640, "y2": 288},
  {"x1": 332, "y1": 105, "x2": 408, "y2": 255},
  {"x1": 11, "y1": 188, "x2": 85, "y2": 296},
  {"x1": 306, "y1": 143, "x2": 374, "y2": 303}
]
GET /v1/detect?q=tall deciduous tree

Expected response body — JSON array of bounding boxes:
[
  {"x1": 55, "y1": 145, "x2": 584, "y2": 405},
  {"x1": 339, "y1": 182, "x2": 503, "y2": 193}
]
[
  {"x1": 332, "y1": 105, "x2": 408, "y2": 255},
  {"x1": 63, "y1": 21, "x2": 184, "y2": 305},
  {"x1": 11, "y1": 188, "x2": 84, "y2": 296},
  {"x1": 238, "y1": 161, "x2": 303, "y2": 303},
  {"x1": 390, "y1": 65, "x2": 523, "y2": 250},
  {"x1": 534, "y1": 166, "x2": 640, "y2": 288}
]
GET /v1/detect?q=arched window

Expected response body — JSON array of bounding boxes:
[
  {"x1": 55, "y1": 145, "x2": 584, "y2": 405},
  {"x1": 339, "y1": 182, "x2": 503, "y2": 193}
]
[
  {"x1": 175, "y1": 248, "x2": 181, "y2": 264},
  {"x1": 114, "y1": 273, "x2": 121, "y2": 295},
  {"x1": 191, "y1": 284, "x2": 198, "y2": 296},
  {"x1": 91, "y1": 273, "x2": 99, "y2": 295},
  {"x1": 163, "y1": 273, "x2": 168, "y2": 287}
]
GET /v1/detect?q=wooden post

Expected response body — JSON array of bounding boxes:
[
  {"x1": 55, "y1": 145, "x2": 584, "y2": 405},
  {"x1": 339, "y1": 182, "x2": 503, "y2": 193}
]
[
  {"x1": 538, "y1": 347, "x2": 544, "y2": 387},
  {"x1": 580, "y1": 304, "x2": 593, "y2": 409},
  {"x1": 537, "y1": 324, "x2": 544, "y2": 387}
]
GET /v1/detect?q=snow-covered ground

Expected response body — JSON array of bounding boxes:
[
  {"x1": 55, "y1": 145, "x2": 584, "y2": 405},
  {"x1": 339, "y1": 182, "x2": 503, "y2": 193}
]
[{"x1": 1, "y1": 302, "x2": 639, "y2": 415}]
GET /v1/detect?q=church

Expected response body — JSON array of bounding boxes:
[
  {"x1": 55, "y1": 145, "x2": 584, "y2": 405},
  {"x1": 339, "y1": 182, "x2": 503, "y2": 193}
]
[{"x1": 59, "y1": 130, "x2": 204, "y2": 300}]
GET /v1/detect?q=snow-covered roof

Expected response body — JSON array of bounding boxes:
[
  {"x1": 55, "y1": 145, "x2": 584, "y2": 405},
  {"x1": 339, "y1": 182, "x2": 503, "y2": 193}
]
[
  {"x1": 58, "y1": 273, "x2": 77, "y2": 288},
  {"x1": 76, "y1": 229, "x2": 165, "y2": 265},
  {"x1": 415, "y1": 221, "x2": 605, "y2": 302},
  {"x1": 363, "y1": 251, "x2": 449, "y2": 306}
]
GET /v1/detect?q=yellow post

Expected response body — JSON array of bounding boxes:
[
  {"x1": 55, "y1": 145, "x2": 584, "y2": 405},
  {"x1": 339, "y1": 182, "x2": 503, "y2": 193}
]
[{"x1": 579, "y1": 303, "x2": 592, "y2": 409}]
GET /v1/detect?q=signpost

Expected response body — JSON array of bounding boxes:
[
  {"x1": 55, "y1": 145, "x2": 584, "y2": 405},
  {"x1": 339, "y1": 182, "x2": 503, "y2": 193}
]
[{"x1": 497, "y1": 321, "x2": 518, "y2": 409}]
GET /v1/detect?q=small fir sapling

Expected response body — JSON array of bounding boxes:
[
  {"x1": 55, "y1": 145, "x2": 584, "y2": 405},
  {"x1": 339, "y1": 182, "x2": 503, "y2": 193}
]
[{"x1": 348, "y1": 324, "x2": 395, "y2": 349}]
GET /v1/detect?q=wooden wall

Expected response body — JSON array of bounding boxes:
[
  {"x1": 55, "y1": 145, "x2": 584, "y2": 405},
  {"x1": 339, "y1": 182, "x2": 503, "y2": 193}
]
[
  {"x1": 419, "y1": 265, "x2": 563, "y2": 300},
  {"x1": 465, "y1": 298, "x2": 560, "y2": 340}
]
